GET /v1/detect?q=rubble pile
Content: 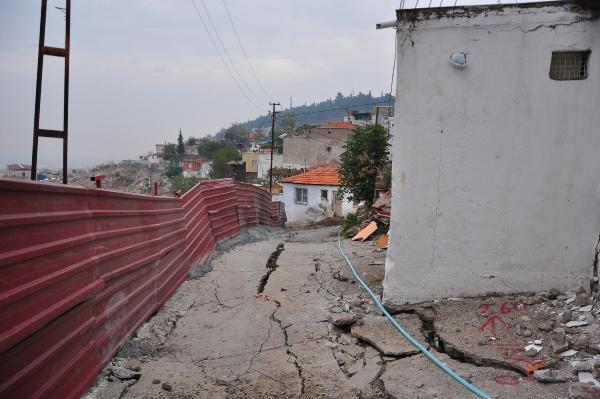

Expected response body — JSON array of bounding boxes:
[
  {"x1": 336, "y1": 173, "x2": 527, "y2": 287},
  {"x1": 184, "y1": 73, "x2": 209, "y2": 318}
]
[{"x1": 49, "y1": 162, "x2": 173, "y2": 195}]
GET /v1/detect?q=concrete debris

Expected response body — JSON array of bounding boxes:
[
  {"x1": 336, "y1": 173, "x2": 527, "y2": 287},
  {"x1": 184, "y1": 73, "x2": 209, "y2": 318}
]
[
  {"x1": 533, "y1": 369, "x2": 577, "y2": 383},
  {"x1": 110, "y1": 366, "x2": 141, "y2": 381},
  {"x1": 328, "y1": 313, "x2": 357, "y2": 327},
  {"x1": 578, "y1": 372, "x2": 600, "y2": 387},
  {"x1": 579, "y1": 305, "x2": 594, "y2": 312},
  {"x1": 562, "y1": 310, "x2": 573, "y2": 323},
  {"x1": 567, "y1": 320, "x2": 590, "y2": 328},
  {"x1": 560, "y1": 349, "x2": 579, "y2": 357},
  {"x1": 525, "y1": 343, "x2": 543, "y2": 353},
  {"x1": 572, "y1": 360, "x2": 596, "y2": 373},
  {"x1": 350, "y1": 314, "x2": 422, "y2": 357},
  {"x1": 551, "y1": 334, "x2": 571, "y2": 354}
]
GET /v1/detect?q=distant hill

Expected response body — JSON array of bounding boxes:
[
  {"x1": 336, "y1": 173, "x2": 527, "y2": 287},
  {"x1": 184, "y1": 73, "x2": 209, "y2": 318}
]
[{"x1": 237, "y1": 91, "x2": 394, "y2": 131}]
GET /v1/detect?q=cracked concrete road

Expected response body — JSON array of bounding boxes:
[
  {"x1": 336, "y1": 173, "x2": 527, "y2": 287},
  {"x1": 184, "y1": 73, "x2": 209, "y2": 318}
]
[{"x1": 84, "y1": 227, "x2": 584, "y2": 398}]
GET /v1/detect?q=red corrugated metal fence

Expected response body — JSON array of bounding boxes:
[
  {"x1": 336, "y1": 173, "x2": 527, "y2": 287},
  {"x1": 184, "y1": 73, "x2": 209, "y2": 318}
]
[{"x1": 0, "y1": 178, "x2": 285, "y2": 399}]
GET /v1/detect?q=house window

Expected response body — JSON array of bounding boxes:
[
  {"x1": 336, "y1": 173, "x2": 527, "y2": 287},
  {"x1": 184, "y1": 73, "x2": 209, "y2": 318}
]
[
  {"x1": 321, "y1": 190, "x2": 328, "y2": 201},
  {"x1": 326, "y1": 146, "x2": 332, "y2": 153},
  {"x1": 550, "y1": 50, "x2": 590, "y2": 81},
  {"x1": 295, "y1": 187, "x2": 308, "y2": 203},
  {"x1": 252, "y1": 160, "x2": 258, "y2": 167}
]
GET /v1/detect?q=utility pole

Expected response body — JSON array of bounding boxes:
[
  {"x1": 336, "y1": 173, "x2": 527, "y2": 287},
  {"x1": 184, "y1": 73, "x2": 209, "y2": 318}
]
[{"x1": 269, "y1": 102, "x2": 280, "y2": 195}]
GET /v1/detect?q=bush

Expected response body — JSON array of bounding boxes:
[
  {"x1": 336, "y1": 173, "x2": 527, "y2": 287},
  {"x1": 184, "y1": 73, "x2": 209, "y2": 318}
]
[
  {"x1": 170, "y1": 175, "x2": 199, "y2": 194},
  {"x1": 340, "y1": 210, "x2": 368, "y2": 236},
  {"x1": 166, "y1": 165, "x2": 182, "y2": 177}
]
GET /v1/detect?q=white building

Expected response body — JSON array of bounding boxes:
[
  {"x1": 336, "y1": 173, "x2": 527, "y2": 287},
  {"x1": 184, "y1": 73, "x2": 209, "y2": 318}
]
[
  {"x1": 6, "y1": 164, "x2": 31, "y2": 179},
  {"x1": 383, "y1": 1, "x2": 600, "y2": 305},
  {"x1": 281, "y1": 164, "x2": 356, "y2": 224}
]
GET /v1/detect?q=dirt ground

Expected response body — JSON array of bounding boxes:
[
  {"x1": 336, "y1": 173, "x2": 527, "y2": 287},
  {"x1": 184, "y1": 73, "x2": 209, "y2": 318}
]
[{"x1": 83, "y1": 226, "x2": 600, "y2": 399}]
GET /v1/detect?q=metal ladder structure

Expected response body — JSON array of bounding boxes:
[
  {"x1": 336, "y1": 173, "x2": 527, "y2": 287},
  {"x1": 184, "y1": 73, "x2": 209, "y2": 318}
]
[{"x1": 31, "y1": 0, "x2": 71, "y2": 184}]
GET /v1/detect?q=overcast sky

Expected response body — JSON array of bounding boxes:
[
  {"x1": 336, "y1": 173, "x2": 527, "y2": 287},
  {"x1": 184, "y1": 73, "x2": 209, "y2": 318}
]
[{"x1": 0, "y1": 0, "x2": 553, "y2": 168}]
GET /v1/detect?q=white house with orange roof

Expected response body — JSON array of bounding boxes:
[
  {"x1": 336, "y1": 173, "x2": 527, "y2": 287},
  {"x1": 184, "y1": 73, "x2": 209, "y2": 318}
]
[{"x1": 281, "y1": 164, "x2": 356, "y2": 224}]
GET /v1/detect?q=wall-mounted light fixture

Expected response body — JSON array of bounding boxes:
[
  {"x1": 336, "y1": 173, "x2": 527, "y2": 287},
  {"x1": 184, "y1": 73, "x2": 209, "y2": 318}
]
[{"x1": 450, "y1": 52, "x2": 467, "y2": 68}]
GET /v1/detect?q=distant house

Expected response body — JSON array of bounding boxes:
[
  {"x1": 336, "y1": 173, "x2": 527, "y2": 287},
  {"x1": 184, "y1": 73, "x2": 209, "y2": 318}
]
[
  {"x1": 6, "y1": 164, "x2": 31, "y2": 179},
  {"x1": 282, "y1": 121, "x2": 360, "y2": 169},
  {"x1": 344, "y1": 105, "x2": 394, "y2": 133},
  {"x1": 183, "y1": 145, "x2": 199, "y2": 157},
  {"x1": 281, "y1": 164, "x2": 355, "y2": 224},
  {"x1": 242, "y1": 152, "x2": 259, "y2": 182},
  {"x1": 182, "y1": 159, "x2": 203, "y2": 177}
]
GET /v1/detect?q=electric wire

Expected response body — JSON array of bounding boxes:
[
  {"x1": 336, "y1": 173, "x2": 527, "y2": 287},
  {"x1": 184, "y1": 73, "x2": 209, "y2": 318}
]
[
  {"x1": 190, "y1": 0, "x2": 266, "y2": 112},
  {"x1": 221, "y1": 0, "x2": 272, "y2": 102},
  {"x1": 197, "y1": 0, "x2": 268, "y2": 106},
  {"x1": 337, "y1": 232, "x2": 493, "y2": 399}
]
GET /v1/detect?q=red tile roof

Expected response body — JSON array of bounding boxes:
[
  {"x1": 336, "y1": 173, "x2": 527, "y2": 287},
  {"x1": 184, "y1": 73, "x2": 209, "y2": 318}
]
[
  {"x1": 280, "y1": 164, "x2": 341, "y2": 186},
  {"x1": 318, "y1": 121, "x2": 360, "y2": 130}
]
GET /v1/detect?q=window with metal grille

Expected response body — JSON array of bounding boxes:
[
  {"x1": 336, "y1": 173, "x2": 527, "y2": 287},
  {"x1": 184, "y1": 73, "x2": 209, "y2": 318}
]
[{"x1": 550, "y1": 50, "x2": 590, "y2": 81}]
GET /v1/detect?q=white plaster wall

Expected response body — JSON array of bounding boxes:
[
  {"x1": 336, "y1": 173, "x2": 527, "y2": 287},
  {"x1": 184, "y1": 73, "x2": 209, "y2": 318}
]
[
  {"x1": 282, "y1": 183, "x2": 354, "y2": 224},
  {"x1": 257, "y1": 153, "x2": 283, "y2": 179},
  {"x1": 384, "y1": 4, "x2": 600, "y2": 305}
]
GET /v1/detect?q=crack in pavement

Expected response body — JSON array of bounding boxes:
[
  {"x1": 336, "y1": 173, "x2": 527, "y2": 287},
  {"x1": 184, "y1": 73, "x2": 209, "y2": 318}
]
[
  {"x1": 271, "y1": 300, "x2": 306, "y2": 397},
  {"x1": 387, "y1": 303, "x2": 529, "y2": 376},
  {"x1": 257, "y1": 243, "x2": 285, "y2": 294}
]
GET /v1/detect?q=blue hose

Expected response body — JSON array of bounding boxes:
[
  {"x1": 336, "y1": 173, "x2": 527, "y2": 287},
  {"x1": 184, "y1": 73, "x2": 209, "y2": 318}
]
[{"x1": 337, "y1": 233, "x2": 493, "y2": 399}]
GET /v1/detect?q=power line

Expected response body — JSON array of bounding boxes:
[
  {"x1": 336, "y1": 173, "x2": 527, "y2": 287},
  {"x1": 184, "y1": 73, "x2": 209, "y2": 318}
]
[
  {"x1": 221, "y1": 0, "x2": 272, "y2": 101},
  {"x1": 197, "y1": 0, "x2": 268, "y2": 105},
  {"x1": 190, "y1": 0, "x2": 266, "y2": 112}
]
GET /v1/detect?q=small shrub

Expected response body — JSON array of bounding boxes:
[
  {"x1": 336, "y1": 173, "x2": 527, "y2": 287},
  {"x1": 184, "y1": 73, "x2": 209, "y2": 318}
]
[{"x1": 340, "y1": 210, "x2": 368, "y2": 235}]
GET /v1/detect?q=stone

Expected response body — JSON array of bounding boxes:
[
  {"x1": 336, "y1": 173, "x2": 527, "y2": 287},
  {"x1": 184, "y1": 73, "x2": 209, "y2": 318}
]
[
  {"x1": 548, "y1": 288, "x2": 561, "y2": 299},
  {"x1": 567, "y1": 320, "x2": 590, "y2": 328},
  {"x1": 573, "y1": 335, "x2": 592, "y2": 350},
  {"x1": 560, "y1": 349, "x2": 579, "y2": 357},
  {"x1": 575, "y1": 294, "x2": 591, "y2": 307},
  {"x1": 572, "y1": 360, "x2": 596, "y2": 373},
  {"x1": 578, "y1": 372, "x2": 600, "y2": 387},
  {"x1": 526, "y1": 296, "x2": 546, "y2": 305},
  {"x1": 523, "y1": 329, "x2": 533, "y2": 337},
  {"x1": 328, "y1": 313, "x2": 357, "y2": 327},
  {"x1": 152, "y1": 379, "x2": 161, "y2": 384},
  {"x1": 161, "y1": 382, "x2": 172, "y2": 391},
  {"x1": 551, "y1": 334, "x2": 570, "y2": 354},
  {"x1": 561, "y1": 310, "x2": 573, "y2": 323},
  {"x1": 110, "y1": 366, "x2": 141, "y2": 381},
  {"x1": 539, "y1": 322, "x2": 554, "y2": 332},
  {"x1": 534, "y1": 369, "x2": 576, "y2": 383}
]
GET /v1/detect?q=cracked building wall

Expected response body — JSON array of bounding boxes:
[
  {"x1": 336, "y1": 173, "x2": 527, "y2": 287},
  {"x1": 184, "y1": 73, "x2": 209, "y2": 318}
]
[{"x1": 383, "y1": 2, "x2": 600, "y2": 304}]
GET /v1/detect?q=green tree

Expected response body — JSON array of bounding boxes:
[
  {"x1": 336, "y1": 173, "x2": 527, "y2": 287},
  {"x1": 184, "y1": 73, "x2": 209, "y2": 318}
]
[
  {"x1": 279, "y1": 113, "x2": 296, "y2": 136},
  {"x1": 186, "y1": 136, "x2": 197, "y2": 146},
  {"x1": 210, "y1": 144, "x2": 241, "y2": 179},
  {"x1": 163, "y1": 143, "x2": 178, "y2": 162},
  {"x1": 224, "y1": 123, "x2": 248, "y2": 143},
  {"x1": 177, "y1": 130, "x2": 184, "y2": 155},
  {"x1": 338, "y1": 124, "x2": 389, "y2": 206},
  {"x1": 197, "y1": 139, "x2": 227, "y2": 159}
]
